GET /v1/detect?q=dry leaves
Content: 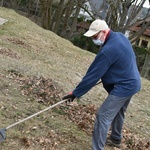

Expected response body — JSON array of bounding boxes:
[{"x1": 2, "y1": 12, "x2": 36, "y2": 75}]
[
  {"x1": 20, "y1": 130, "x2": 67, "y2": 149},
  {"x1": 18, "y1": 75, "x2": 64, "y2": 105},
  {"x1": 7, "y1": 73, "x2": 150, "y2": 149},
  {"x1": 63, "y1": 104, "x2": 150, "y2": 150},
  {"x1": 7, "y1": 37, "x2": 32, "y2": 50},
  {"x1": 0, "y1": 47, "x2": 21, "y2": 59}
]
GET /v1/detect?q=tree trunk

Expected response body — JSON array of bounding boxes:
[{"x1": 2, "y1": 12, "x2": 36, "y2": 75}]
[
  {"x1": 141, "y1": 53, "x2": 150, "y2": 79},
  {"x1": 70, "y1": 0, "x2": 85, "y2": 35},
  {"x1": 60, "y1": 0, "x2": 74, "y2": 38},
  {"x1": 35, "y1": 0, "x2": 40, "y2": 16},
  {"x1": 26, "y1": 0, "x2": 34, "y2": 17},
  {"x1": 70, "y1": 5, "x2": 80, "y2": 34},
  {"x1": 40, "y1": 0, "x2": 53, "y2": 30},
  {"x1": 1, "y1": 0, "x2": 4, "y2": 6},
  {"x1": 52, "y1": 0, "x2": 65, "y2": 33}
]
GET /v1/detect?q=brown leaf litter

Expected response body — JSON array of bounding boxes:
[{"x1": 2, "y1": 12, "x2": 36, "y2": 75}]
[{"x1": 5, "y1": 71, "x2": 150, "y2": 149}]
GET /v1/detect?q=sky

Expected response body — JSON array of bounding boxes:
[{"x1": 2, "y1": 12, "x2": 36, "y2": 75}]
[{"x1": 143, "y1": 0, "x2": 150, "y2": 8}]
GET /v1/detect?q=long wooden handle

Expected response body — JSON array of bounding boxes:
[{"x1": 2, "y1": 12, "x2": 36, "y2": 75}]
[{"x1": 6, "y1": 99, "x2": 67, "y2": 130}]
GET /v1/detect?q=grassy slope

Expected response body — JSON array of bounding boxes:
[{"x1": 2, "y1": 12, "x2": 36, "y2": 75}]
[{"x1": 0, "y1": 7, "x2": 149, "y2": 150}]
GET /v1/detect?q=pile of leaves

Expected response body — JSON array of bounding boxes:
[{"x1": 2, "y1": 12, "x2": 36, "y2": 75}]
[
  {"x1": 8, "y1": 72, "x2": 150, "y2": 149},
  {"x1": 62, "y1": 104, "x2": 97, "y2": 135},
  {"x1": 62, "y1": 104, "x2": 149, "y2": 150},
  {"x1": 20, "y1": 130, "x2": 67, "y2": 149},
  {"x1": 19, "y1": 75, "x2": 64, "y2": 105}
]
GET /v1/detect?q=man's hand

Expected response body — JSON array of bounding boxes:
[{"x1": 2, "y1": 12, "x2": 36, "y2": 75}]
[{"x1": 62, "y1": 92, "x2": 76, "y2": 102}]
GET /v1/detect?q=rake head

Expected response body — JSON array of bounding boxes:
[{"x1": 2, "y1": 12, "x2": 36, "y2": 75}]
[{"x1": 0, "y1": 128, "x2": 6, "y2": 142}]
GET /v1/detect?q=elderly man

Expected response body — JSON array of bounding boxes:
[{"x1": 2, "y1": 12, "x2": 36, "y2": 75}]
[{"x1": 62, "y1": 19, "x2": 141, "y2": 150}]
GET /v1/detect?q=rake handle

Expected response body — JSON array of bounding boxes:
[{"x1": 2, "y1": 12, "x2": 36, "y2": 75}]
[
  {"x1": 6, "y1": 81, "x2": 102, "y2": 130},
  {"x1": 6, "y1": 99, "x2": 67, "y2": 130}
]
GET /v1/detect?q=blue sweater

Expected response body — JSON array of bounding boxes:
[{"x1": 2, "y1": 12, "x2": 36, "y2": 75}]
[{"x1": 73, "y1": 31, "x2": 141, "y2": 97}]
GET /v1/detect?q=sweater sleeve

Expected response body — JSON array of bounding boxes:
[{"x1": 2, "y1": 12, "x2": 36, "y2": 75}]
[{"x1": 73, "y1": 52, "x2": 110, "y2": 98}]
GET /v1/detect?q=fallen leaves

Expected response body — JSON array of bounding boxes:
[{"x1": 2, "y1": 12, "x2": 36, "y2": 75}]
[
  {"x1": 20, "y1": 76, "x2": 63, "y2": 105},
  {"x1": 21, "y1": 137, "x2": 31, "y2": 146},
  {"x1": 5, "y1": 73, "x2": 150, "y2": 149},
  {"x1": 62, "y1": 104, "x2": 97, "y2": 135},
  {"x1": 63, "y1": 104, "x2": 150, "y2": 150},
  {"x1": 20, "y1": 130, "x2": 67, "y2": 149},
  {"x1": 122, "y1": 130, "x2": 150, "y2": 150},
  {"x1": 7, "y1": 37, "x2": 32, "y2": 51},
  {"x1": 0, "y1": 47, "x2": 21, "y2": 59}
]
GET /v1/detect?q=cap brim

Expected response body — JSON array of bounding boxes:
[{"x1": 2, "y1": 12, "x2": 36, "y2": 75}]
[{"x1": 84, "y1": 30, "x2": 99, "y2": 37}]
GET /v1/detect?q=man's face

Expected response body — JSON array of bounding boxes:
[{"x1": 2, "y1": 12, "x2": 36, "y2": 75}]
[
  {"x1": 92, "y1": 31, "x2": 105, "y2": 42},
  {"x1": 92, "y1": 31, "x2": 101, "y2": 39}
]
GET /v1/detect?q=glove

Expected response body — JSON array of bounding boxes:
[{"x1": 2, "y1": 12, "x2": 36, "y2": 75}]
[{"x1": 62, "y1": 92, "x2": 76, "y2": 102}]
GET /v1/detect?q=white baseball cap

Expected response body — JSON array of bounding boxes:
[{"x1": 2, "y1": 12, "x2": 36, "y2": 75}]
[{"x1": 84, "y1": 19, "x2": 109, "y2": 37}]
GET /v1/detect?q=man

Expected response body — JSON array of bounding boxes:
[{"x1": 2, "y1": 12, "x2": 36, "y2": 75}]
[{"x1": 62, "y1": 19, "x2": 141, "y2": 150}]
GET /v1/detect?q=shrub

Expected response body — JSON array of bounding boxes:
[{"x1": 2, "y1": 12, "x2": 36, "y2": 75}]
[
  {"x1": 71, "y1": 34, "x2": 100, "y2": 54},
  {"x1": 133, "y1": 45, "x2": 148, "y2": 72}
]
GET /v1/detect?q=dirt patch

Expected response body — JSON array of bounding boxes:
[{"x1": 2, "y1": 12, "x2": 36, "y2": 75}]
[{"x1": 7, "y1": 37, "x2": 32, "y2": 51}]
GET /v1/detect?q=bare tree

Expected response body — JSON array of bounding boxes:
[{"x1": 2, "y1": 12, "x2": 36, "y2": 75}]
[
  {"x1": 70, "y1": 0, "x2": 86, "y2": 35},
  {"x1": 90, "y1": 0, "x2": 148, "y2": 32},
  {"x1": 26, "y1": 0, "x2": 36, "y2": 17},
  {"x1": 59, "y1": 0, "x2": 75, "y2": 38},
  {"x1": 40, "y1": 0, "x2": 53, "y2": 29},
  {"x1": 52, "y1": 0, "x2": 65, "y2": 33},
  {"x1": 1, "y1": 0, "x2": 4, "y2": 6},
  {"x1": 141, "y1": 52, "x2": 150, "y2": 79},
  {"x1": 35, "y1": 0, "x2": 40, "y2": 16},
  {"x1": 89, "y1": 0, "x2": 150, "y2": 79}
]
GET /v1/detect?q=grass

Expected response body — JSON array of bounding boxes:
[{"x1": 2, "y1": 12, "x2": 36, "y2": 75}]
[{"x1": 0, "y1": 7, "x2": 150, "y2": 150}]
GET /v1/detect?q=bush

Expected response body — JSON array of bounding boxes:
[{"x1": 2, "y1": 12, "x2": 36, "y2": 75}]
[
  {"x1": 133, "y1": 45, "x2": 148, "y2": 72},
  {"x1": 71, "y1": 34, "x2": 100, "y2": 54}
]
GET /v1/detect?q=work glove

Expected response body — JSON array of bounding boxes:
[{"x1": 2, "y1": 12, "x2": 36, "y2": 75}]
[{"x1": 62, "y1": 92, "x2": 76, "y2": 102}]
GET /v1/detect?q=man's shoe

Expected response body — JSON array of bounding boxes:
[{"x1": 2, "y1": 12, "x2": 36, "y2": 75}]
[{"x1": 106, "y1": 137, "x2": 121, "y2": 148}]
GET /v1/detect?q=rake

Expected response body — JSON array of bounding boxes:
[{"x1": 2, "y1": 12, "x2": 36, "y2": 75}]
[
  {"x1": 0, "y1": 80, "x2": 102, "y2": 142},
  {"x1": 0, "y1": 99, "x2": 67, "y2": 142}
]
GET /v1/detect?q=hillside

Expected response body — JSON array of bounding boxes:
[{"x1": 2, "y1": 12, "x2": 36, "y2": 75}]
[{"x1": 0, "y1": 7, "x2": 150, "y2": 150}]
